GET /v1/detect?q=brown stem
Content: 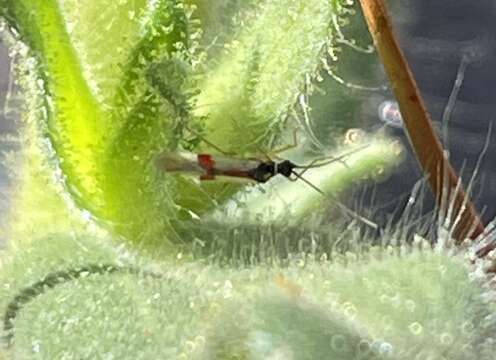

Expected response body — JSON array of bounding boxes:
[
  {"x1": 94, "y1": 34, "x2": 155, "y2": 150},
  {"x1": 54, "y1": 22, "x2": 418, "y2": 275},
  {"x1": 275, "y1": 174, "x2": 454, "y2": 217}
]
[{"x1": 357, "y1": 0, "x2": 485, "y2": 243}]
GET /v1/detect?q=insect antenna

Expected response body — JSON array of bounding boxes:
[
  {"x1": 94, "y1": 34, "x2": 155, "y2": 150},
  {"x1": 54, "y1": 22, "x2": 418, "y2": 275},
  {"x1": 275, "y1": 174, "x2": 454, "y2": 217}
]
[
  {"x1": 294, "y1": 144, "x2": 370, "y2": 178},
  {"x1": 291, "y1": 170, "x2": 379, "y2": 231},
  {"x1": 290, "y1": 170, "x2": 324, "y2": 194},
  {"x1": 183, "y1": 124, "x2": 238, "y2": 157}
]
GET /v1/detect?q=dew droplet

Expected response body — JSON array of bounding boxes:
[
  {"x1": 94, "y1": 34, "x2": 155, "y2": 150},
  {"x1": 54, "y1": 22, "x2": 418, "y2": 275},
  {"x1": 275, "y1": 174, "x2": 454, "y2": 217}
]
[
  {"x1": 405, "y1": 299, "x2": 416, "y2": 312},
  {"x1": 378, "y1": 100, "x2": 403, "y2": 128},
  {"x1": 343, "y1": 302, "x2": 357, "y2": 319},
  {"x1": 357, "y1": 339, "x2": 372, "y2": 354},
  {"x1": 184, "y1": 340, "x2": 196, "y2": 353},
  {"x1": 377, "y1": 341, "x2": 393, "y2": 355},
  {"x1": 194, "y1": 335, "x2": 206, "y2": 347},
  {"x1": 330, "y1": 334, "x2": 346, "y2": 352},
  {"x1": 440, "y1": 332, "x2": 453, "y2": 345},
  {"x1": 32, "y1": 340, "x2": 41, "y2": 353},
  {"x1": 380, "y1": 294, "x2": 389, "y2": 303},
  {"x1": 409, "y1": 322, "x2": 423, "y2": 335},
  {"x1": 461, "y1": 321, "x2": 475, "y2": 333}
]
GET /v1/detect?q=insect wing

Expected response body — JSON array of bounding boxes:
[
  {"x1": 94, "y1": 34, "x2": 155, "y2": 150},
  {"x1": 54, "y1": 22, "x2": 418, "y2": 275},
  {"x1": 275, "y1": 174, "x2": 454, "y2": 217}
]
[
  {"x1": 208, "y1": 155, "x2": 262, "y2": 181},
  {"x1": 156, "y1": 151, "x2": 262, "y2": 182},
  {"x1": 212, "y1": 156, "x2": 259, "y2": 172},
  {"x1": 155, "y1": 151, "x2": 203, "y2": 174}
]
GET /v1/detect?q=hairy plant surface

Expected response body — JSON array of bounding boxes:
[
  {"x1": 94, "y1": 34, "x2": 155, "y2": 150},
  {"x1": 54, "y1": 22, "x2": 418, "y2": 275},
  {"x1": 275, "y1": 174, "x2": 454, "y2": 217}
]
[
  {"x1": 1, "y1": 0, "x2": 493, "y2": 359},
  {"x1": 0, "y1": 0, "x2": 398, "y2": 250}
]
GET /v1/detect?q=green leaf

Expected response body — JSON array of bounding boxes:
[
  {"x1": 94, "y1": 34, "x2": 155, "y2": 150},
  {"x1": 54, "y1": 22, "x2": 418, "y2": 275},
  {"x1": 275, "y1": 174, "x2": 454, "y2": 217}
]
[
  {"x1": 1, "y1": 0, "x2": 196, "y2": 251},
  {"x1": 1, "y1": 0, "x2": 400, "y2": 254},
  {"x1": 194, "y1": 0, "x2": 347, "y2": 153},
  {"x1": 2, "y1": 235, "x2": 493, "y2": 359},
  {"x1": 0, "y1": 2, "x2": 493, "y2": 358},
  {"x1": 2, "y1": 0, "x2": 109, "y2": 210}
]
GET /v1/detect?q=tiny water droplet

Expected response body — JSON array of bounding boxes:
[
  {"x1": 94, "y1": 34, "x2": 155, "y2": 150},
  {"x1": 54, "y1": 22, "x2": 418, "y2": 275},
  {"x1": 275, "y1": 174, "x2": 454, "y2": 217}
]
[
  {"x1": 330, "y1": 334, "x2": 345, "y2": 352},
  {"x1": 378, "y1": 100, "x2": 403, "y2": 128},
  {"x1": 377, "y1": 341, "x2": 393, "y2": 355},
  {"x1": 409, "y1": 322, "x2": 423, "y2": 335},
  {"x1": 440, "y1": 332, "x2": 454, "y2": 345},
  {"x1": 32, "y1": 340, "x2": 41, "y2": 353},
  {"x1": 343, "y1": 302, "x2": 357, "y2": 319},
  {"x1": 405, "y1": 299, "x2": 416, "y2": 312},
  {"x1": 357, "y1": 339, "x2": 372, "y2": 354}
]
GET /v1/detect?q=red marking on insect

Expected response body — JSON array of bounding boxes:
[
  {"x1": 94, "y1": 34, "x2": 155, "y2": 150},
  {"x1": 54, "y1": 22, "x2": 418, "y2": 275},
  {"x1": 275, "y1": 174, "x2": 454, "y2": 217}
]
[{"x1": 197, "y1": 154, "x2": 216, "y2": 180}]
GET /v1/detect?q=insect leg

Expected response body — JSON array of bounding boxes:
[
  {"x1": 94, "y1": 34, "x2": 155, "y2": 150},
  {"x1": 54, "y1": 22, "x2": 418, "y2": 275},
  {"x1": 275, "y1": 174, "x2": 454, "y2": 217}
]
[
  {"x1": 293, "y1": 155, "x2": 347, "y2": 179},
  {"x1": 292, "y1": 170, "x2": 378, "y2": 230},
  {"x1": 290, "y1": 171, "x2": 324, "y2": 194},
  {"x1": 184, "y1": 124, "x2": 237, "y2": 157},
  {"x1": 269, "y1": 128, "x2": 299, "y2": 159},
  {"x1": 295, "y1": 144, "x2": 370, "y2": 178}
]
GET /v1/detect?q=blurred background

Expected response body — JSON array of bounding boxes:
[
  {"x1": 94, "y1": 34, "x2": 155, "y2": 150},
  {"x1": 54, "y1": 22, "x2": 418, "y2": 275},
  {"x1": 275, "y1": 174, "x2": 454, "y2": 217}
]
[
  {"x1": 359, "y1": 0, "x2": 496, "y2": 229},
  {"x1": 0, "y1": 0, "x2": 495, "y2": 241},
  {"x1": 0, "y1": 42, "x2": 16, "y2": 247}
]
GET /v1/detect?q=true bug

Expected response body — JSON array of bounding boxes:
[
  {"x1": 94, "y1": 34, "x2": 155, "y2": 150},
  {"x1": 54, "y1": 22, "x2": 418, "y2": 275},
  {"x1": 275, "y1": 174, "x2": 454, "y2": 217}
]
[
  {"x1": 155, "y1": 133, "x2": 378, "y2": 230},
  {"x1": 155, "y1": 146, "x2": 365, "y2": 194},
  {"x1": 155, "y1": 126, "x2": 378, "y2": 230}
]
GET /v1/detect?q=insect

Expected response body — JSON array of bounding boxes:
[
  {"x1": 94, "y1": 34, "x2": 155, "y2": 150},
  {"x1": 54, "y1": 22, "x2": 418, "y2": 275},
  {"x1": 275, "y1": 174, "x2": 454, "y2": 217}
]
[
  {"x1": 155, "y1": 147, "x2": 363, "y2": 194},
  {"x1": 156, "y1": 149, "x2": 379, "y2": 230},
  {"x1": 155, "y1": 128, "x2": 378, "y2": 230}
]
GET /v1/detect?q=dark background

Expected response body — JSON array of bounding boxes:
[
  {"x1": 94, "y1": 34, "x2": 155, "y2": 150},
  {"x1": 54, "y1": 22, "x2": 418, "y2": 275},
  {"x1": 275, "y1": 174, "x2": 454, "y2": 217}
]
[
  {"x1": 1, "y1": 1, "x2": 495, "y2": 240},
  {"x1": 364, "y1": 0, "x2": 496, "y2": 229}
]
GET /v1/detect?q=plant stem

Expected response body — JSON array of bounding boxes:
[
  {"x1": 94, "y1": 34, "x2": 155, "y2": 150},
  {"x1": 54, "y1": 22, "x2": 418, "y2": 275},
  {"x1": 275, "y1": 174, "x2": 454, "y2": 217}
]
[{"x1": 358, "y1": 0, "x2": 485, "y2": 244}]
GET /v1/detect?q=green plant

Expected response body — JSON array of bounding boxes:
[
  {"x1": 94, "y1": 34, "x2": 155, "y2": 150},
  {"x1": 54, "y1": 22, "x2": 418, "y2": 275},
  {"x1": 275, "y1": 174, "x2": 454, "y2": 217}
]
[
  {"x1": 0, "y1": 0, "x2": 400, "y2": 252},
  {"x1": 1, "y1": 0, "x2": 493, "y2": 359}
]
